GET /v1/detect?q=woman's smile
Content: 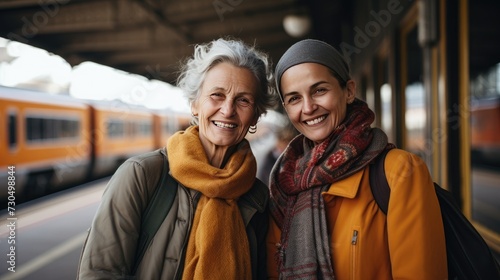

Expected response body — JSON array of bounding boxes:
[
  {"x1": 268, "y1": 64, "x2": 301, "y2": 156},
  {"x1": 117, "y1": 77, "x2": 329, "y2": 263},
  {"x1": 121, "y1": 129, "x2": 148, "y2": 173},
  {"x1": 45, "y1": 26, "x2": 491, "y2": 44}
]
[
  {"x1": 213, "y1": 121, "x2": 237, "y2": 129},
  {"x1": 304, "y1": 115, "x2": 327, "y2": 126}
]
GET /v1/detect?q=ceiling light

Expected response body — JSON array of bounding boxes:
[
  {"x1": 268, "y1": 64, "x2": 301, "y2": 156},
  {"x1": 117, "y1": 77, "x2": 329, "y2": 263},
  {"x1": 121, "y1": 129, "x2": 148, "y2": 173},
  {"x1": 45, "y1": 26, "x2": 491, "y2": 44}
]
[{"x1": 283, "y1": 14, "x2": 311, "y2": 38}]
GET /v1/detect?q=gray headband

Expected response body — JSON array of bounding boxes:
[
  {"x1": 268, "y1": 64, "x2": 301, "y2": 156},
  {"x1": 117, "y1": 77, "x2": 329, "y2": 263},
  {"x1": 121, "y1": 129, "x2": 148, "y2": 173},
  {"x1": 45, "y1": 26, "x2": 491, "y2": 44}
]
[{"x1": 275, "y1": 39, "x2": 351, "y2": 98}]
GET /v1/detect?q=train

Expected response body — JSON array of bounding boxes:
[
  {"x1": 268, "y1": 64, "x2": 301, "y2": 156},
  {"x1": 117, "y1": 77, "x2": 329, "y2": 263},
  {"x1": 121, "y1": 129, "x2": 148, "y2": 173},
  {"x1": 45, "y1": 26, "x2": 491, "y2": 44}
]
[
  {"x1": 0, "y1": 85, "x2": 191, "y2": 205},
  {"x1": 470, "y1": 96, "x2": 500, "y2": 166}
]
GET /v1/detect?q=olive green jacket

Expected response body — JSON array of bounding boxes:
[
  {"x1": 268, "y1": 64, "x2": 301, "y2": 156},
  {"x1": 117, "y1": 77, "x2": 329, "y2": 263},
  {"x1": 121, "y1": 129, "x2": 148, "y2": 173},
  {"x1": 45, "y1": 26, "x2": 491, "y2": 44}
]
[{"x1": 77, "y1": 148, "x2": 268, "y2": 279}]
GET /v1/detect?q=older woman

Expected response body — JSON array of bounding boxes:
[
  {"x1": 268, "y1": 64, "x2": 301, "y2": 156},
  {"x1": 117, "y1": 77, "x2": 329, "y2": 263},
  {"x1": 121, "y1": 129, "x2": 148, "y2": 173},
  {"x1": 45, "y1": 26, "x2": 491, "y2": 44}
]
[
  {"x1": 78, "y1": 38, "x2": 277, "y2": 279},
  {"x1": 267, "y1": 39, "x2": 447, "y2": 279}
]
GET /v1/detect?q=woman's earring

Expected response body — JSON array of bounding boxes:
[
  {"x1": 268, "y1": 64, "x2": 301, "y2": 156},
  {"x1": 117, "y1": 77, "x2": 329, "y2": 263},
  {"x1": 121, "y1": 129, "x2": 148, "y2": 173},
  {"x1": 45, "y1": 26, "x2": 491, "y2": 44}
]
[{"x1": 249, "y1": 125, "x2": 257, "y2": 134}]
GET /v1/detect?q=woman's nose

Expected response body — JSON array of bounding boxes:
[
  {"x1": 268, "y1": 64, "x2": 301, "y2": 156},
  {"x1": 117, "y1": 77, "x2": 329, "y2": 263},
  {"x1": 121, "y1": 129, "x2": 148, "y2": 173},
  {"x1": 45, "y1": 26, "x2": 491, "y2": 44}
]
[
  {"x1": 220, "y1": 99, "x2": 236, "y2": 116},
  {"x1": 302, "y1": 96, "x2": 317, "y2": 114}
]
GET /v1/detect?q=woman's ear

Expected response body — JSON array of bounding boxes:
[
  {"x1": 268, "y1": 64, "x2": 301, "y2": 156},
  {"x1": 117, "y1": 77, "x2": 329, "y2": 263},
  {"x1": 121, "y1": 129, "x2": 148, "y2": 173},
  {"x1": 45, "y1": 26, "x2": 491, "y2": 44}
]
[
  {"x1": 251, "y1": 114, "x2": 259, "y2": 126},
  {"x1": 346, "y1": 80, "x2": 357, "y2": 103},
  {"x1": 190, "y1": 102, "x2": 198, "y2": 117}
]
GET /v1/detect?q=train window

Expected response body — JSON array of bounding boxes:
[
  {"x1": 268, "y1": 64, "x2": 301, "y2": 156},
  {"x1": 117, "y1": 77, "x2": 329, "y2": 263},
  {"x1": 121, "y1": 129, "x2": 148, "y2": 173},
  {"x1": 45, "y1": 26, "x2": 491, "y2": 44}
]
[
  {"x1": 117, "y1": 120, "x2": 152, "y2": 137},
  {"x1": 61, "y1": 118, "x2": 79, "y2": 137},
  {"x1": 27, "y1": 117, "x2": 42, "y2": 140},
  {"x1": 107, "y1": 119, "x2": 125, "y2": 138},
  {"x1": 25, "y1": 116, "x2": 80, "y2": 142},
  {"x1": 468, "y1": 0, "x2": 500, "y2": 237},
  {"x1": 139, "y1": 121, "x2": 152, "y2": 136},
  {"x1": 128, "y1": 121, "x2": 137, "y2": 137},
  {"x1": 8, "y1": 112, "x2": 17, "y2": 149}
]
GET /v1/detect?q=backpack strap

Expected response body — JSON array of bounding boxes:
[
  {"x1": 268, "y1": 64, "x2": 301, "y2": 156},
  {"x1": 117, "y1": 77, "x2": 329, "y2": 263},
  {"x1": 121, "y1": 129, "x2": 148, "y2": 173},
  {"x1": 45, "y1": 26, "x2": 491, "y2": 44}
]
[
  {"x1": 133, "y1": 148, "x2": 178, "y2": 274},
  {"x1": 369, "y1": 149, "x2": 391, "y2": 215}
]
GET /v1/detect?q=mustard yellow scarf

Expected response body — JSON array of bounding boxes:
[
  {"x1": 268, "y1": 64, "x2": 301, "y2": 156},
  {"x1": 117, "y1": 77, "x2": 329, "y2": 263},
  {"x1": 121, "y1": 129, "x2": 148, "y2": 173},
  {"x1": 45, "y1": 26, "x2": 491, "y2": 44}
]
[{"x1": 166, "y1": 126, "x2": 256, "y2": 280}]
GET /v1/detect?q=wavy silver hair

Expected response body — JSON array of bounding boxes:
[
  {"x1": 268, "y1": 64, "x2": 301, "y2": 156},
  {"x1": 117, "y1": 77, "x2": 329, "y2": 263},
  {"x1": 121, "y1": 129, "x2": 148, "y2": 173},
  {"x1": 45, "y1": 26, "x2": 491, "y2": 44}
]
[{"x1": 177, "y1": 38, "x2": 278, "y2": 125}]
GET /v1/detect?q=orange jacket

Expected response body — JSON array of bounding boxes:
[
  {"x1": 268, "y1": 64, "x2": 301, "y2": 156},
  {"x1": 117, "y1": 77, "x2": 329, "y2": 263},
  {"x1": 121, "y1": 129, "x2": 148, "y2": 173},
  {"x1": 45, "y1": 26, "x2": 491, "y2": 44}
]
[{"x1": 267, "y1": 148, "x2": 447, "y2": 279}]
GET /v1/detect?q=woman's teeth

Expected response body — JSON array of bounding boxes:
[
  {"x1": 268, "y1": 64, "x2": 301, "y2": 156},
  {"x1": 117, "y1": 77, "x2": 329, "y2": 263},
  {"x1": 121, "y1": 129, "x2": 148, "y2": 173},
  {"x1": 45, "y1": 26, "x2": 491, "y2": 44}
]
[
  {"x1": 214, "y1": 121, "x2": 236, "y2": 128},
  {"x1": 305, "y1": 116, "x2": 326, "y2": 125}
]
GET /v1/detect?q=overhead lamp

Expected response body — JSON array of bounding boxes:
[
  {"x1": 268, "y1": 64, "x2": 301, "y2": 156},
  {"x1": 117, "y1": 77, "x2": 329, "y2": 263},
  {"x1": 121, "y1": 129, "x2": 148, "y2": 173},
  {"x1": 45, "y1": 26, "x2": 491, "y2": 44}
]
[{"x1": 283, "y1": 14, "x2": 311, "y2": 38}]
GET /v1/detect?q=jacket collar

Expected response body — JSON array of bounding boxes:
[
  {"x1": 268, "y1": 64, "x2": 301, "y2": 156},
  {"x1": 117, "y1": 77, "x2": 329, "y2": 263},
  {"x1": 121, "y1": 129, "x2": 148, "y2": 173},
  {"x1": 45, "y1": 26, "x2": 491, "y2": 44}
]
[
  {"x1": 323, "y1": 167, "x2": 365, "y2": 198},
  {"x1": 240, "y1": 179, "x2": 268, "y2": 213}
]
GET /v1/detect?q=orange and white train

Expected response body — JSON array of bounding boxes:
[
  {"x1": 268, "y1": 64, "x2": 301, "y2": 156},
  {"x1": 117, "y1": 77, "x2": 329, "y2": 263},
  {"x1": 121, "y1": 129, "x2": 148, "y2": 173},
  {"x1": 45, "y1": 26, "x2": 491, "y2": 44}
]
[{"x1": 0, "y1": 86, "x2": 190, "y2": 205}]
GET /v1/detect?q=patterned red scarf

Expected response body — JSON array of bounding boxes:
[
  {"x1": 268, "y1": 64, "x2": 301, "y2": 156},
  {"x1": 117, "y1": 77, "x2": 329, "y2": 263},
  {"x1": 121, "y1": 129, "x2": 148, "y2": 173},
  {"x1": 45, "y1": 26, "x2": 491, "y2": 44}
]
[{"x1": 269, "y1": 99, "x2": 394, "y2": 278}]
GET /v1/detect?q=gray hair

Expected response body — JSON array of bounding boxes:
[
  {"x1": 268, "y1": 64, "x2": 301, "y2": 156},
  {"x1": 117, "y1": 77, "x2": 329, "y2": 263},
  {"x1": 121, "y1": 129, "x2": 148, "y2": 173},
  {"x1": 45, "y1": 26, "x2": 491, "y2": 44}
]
[{"x1": 177, "y1": 38, "x2": 278, "y2": 125}]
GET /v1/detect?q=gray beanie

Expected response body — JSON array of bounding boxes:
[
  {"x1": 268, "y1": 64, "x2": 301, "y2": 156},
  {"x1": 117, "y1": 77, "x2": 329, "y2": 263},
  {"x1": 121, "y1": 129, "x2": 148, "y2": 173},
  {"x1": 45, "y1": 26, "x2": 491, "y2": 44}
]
[{"x1": 275, "y1": 39, "x2": 351, "y2": 98}]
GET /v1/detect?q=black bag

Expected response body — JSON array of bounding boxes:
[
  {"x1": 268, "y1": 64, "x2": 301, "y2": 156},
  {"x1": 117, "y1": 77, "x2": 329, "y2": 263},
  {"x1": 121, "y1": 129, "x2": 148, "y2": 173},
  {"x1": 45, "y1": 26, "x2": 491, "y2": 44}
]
[{"x1": 370, "y1": 149, "x2": 500, "y2": 280}]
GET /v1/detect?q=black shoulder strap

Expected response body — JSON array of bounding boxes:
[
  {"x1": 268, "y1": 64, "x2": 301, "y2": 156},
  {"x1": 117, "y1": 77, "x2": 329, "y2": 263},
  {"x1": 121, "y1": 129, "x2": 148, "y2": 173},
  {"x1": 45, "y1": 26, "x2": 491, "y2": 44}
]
[
  {"x1": 133, "y1": 149, "x2": 178, "y2": 274},
  {"x1": 369, "y1": 149, "x2": 391, "y2": 215}
]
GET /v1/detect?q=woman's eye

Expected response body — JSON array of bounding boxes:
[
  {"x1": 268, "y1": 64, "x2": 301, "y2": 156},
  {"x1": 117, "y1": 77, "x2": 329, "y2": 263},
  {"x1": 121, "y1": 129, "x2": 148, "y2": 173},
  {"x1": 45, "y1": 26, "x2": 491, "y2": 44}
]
[
  {"x1": 314, "y1": 88, "x2": 327, "y2": 94},
  {"x1": 210, "y1": 93, "x2": 224, "y2": 99},
  {"x1": 286, "y1": 96, "x2": 300, "y2": 104},
  {"x1": 236, "y1": 97, "x2": 253, "y2": 107}
]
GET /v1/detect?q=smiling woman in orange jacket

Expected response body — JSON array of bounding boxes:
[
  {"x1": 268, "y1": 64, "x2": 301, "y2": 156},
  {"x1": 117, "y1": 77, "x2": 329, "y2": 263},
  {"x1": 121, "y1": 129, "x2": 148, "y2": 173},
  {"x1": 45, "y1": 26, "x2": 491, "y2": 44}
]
[{"x1": 266, "y1": 39, "x2": 447, "y2": 279}]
